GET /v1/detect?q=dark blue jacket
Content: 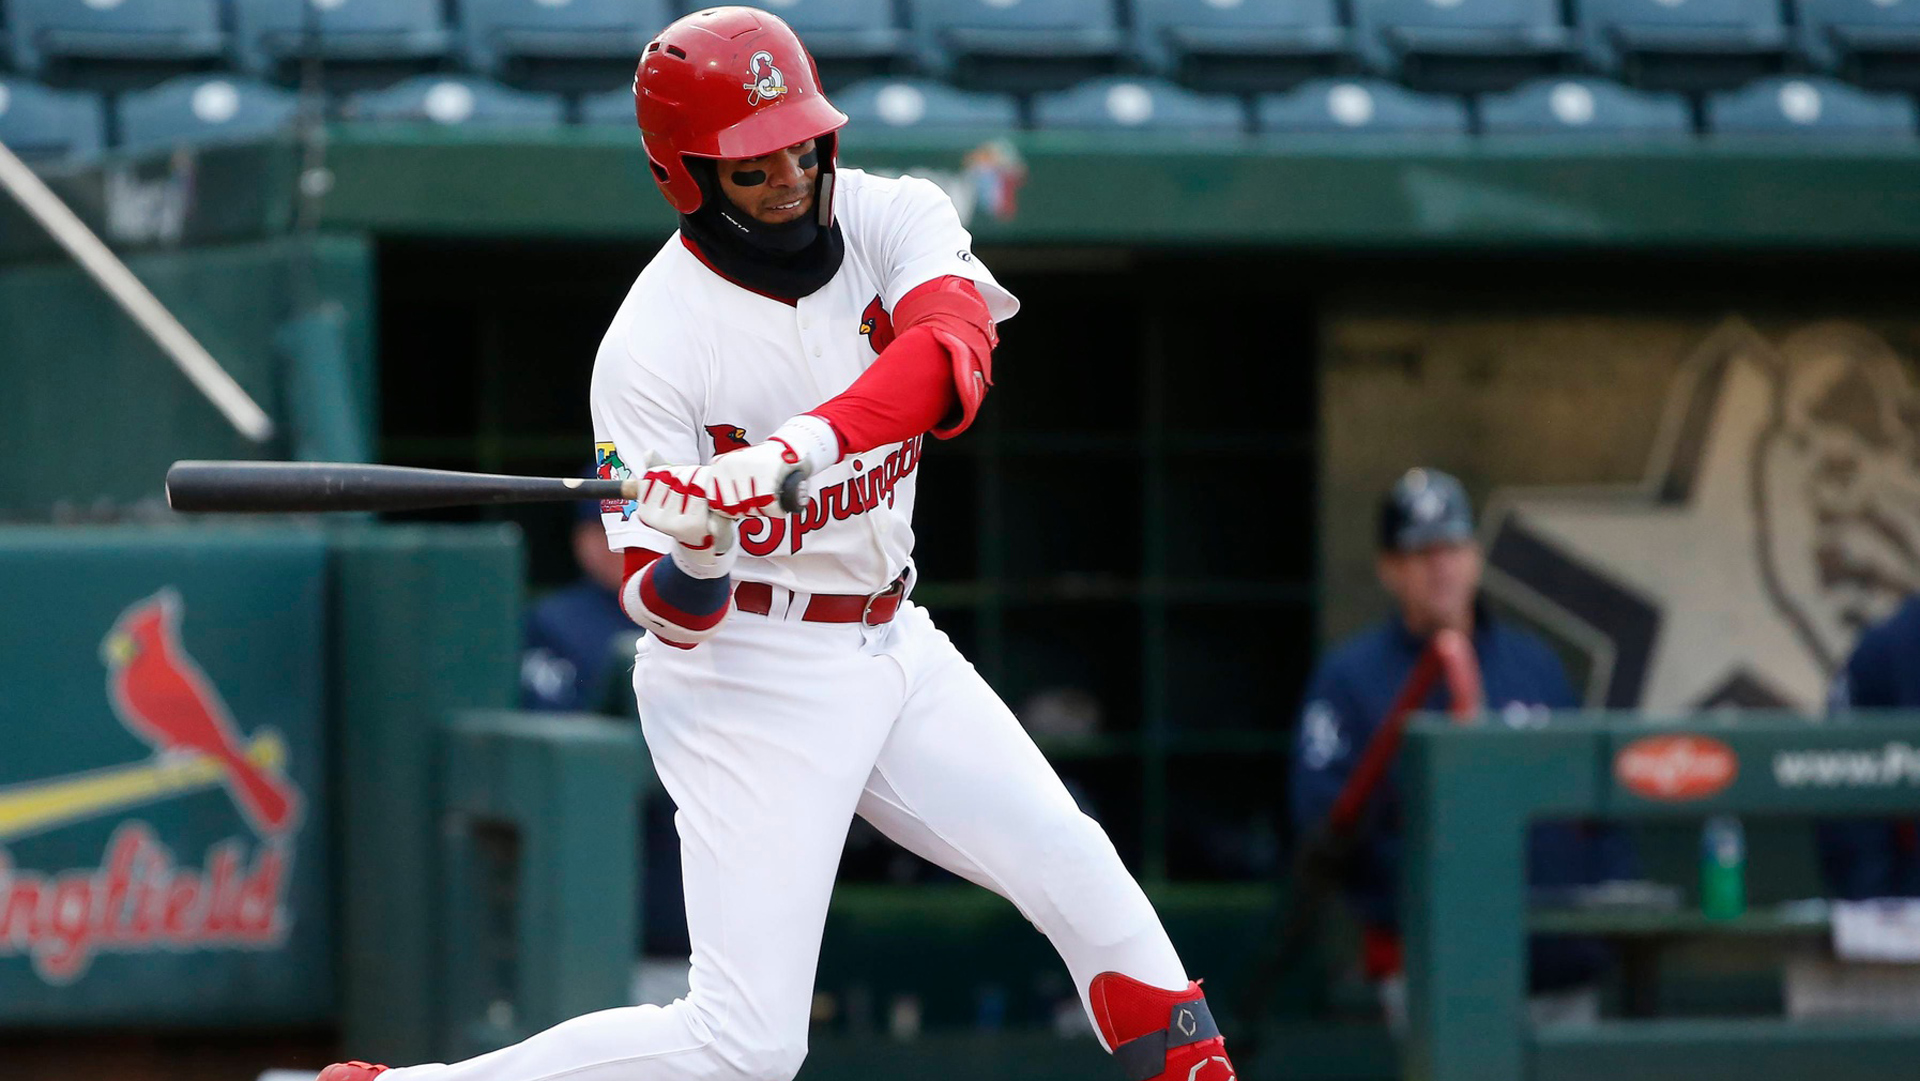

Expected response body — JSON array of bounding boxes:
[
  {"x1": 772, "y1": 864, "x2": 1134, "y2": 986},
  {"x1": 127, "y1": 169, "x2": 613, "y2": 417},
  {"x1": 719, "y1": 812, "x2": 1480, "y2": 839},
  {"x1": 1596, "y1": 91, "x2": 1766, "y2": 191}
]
[
  {"x1": 1821, "y1": 595, "x2": 1920, "y2": 899},
  {"x1": 521, "y1": 581, "x2": 635, "y2": 713},
  {"x1": 1290, "y1": 607, "x2": 1638, "y2": 991}
]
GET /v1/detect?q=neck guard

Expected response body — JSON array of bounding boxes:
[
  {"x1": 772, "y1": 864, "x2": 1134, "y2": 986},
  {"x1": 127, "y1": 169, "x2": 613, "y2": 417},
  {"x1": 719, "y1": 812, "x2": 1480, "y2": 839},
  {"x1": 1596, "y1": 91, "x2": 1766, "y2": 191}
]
[{"x1": 679, "y1": 161, "x2": 843, "y2": 301}]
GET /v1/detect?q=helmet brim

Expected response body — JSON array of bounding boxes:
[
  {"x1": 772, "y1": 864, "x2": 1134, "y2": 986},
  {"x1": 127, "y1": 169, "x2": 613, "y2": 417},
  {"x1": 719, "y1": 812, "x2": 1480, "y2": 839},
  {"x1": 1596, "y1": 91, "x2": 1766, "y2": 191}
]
[{"x1": 689, "y1": 94, "x2": 848, "y2": 161}]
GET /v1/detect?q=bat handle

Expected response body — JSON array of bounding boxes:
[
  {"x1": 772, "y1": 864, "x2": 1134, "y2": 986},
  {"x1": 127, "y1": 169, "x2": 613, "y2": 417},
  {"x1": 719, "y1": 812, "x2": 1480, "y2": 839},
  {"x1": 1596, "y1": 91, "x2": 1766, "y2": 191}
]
[{"x1": 777, "y1": 468, "x2": 808, "y2": 514}]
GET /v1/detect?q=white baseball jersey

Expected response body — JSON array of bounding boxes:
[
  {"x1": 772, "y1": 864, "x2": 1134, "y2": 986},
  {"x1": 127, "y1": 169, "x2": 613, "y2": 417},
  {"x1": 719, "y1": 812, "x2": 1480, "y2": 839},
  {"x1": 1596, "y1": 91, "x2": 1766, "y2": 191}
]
[{"x1": 589, "y1": 168, "x2": 1020, "y2": 596}]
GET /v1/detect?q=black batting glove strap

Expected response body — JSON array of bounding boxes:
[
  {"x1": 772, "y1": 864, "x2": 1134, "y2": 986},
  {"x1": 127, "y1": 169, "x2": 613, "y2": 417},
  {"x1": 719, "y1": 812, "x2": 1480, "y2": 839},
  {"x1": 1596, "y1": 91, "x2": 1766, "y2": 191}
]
[{"x1": 1112, "y1": 997, "x2": 1221, "y2": 1081}]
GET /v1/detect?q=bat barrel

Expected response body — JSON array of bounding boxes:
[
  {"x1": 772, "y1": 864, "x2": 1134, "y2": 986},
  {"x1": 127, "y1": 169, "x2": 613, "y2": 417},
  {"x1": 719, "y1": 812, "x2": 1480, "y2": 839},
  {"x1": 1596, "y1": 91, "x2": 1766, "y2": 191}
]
[{"x1": 166, "y1": 461, "x2": 630, "y2": 514}]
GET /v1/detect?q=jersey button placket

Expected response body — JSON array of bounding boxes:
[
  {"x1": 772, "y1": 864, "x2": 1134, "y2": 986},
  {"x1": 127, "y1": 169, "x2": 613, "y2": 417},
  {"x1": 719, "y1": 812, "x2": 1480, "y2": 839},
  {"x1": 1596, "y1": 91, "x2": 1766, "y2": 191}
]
[
  {"x1": 796, "y1": 303, "x2": 825, "y2": 362},
  {"x1": 794, "y1": 297, "x2": 833, "y2": 403}
]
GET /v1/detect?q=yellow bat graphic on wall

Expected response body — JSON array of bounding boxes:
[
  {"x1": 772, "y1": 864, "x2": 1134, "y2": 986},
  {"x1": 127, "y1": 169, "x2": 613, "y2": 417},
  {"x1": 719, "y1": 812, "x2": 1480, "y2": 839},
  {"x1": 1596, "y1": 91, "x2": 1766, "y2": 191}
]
[{"x1": 0, "y1": 732, "x2": 286, "y2": 845}]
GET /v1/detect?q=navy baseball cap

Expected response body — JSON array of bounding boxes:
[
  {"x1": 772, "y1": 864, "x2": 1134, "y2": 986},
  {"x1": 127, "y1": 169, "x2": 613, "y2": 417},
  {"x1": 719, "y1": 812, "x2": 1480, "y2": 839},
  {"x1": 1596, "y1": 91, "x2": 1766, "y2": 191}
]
[
  {"x1": 577, "y1": 460, "x2": 609, "y2": 522},
  {"x1": 1378, "y1": 468, "x2": 1474, "y2": 552}
]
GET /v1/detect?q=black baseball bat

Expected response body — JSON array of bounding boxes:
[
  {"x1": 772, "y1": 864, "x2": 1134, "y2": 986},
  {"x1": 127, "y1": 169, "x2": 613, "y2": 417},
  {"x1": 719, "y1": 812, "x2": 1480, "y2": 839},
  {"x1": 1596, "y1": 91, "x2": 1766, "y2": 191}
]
[{"x1": 165, "y1": 461, "x2": 808, "y2": 515}]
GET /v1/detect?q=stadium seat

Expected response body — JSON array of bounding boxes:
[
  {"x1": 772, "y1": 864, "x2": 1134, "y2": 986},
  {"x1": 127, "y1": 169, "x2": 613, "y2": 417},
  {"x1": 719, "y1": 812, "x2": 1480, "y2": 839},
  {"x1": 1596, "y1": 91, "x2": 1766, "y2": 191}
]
[
  {"x1": 757, "y1": 0, "x2": 912, "y2": 87},
  {"x1": 1575, "y1": 0, "x2": 1788, "y2": 91},
  {"x1": 832, "y1": 78, "x2": 1021, "y2": 131},
  {"x1": 457, "y1": 0, "x2": 669, "y2": 91},
  {"x1": 906, "y1": 0, "x2": 1128, "y2": 93},
  {"x1": 117, "y1": 75, "x2": 298, "y2": 154},
  {"x1": 1256, "y1": 76, "x2": 1470, "y2": 132},
  {"x1": 6, "y1": 0, "x2": 224, "y2": 86},
  {"x1": 1352, "y1": 0, "x2": 1572, "y2": 92},
  {"x1": 1031, "y1": 76, "x2": 1247, "y2": 132},
  {"x1": 343, "y1": 75, "x2": 566, "y2": 127},
  {"x1": 1798, "y1": 0, "x2": 1920, "y2": 90},
  {"x1": 1133, "y1": 0, "x2": 1353, "y2": 92},
  {"x1": 1705, "y1": 74, "x2": 1918, "y2": 135},
  {"x1": 0, "y1": 77, "x2": 106, "y2": 161},
  {"x1": 1479, "y1": 76, "x2": 1692, "y2": 134},
  {"x1": 231, "y1": 0, "x2": 450, "y2": 84}
]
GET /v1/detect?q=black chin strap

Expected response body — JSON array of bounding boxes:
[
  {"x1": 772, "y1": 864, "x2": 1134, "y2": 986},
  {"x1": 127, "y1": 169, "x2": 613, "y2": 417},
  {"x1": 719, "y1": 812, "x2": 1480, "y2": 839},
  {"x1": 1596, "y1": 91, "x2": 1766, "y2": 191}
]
[{"x1": 679, "y1": 158, "x2": 844, "y2": 301}]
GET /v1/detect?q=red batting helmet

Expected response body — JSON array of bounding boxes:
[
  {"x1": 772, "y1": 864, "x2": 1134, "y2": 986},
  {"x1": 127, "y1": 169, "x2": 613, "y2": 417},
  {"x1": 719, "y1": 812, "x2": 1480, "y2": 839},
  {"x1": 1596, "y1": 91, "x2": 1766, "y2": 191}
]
[{"x1": 634, "y1": 7, "x2": 848, "y2": 217}]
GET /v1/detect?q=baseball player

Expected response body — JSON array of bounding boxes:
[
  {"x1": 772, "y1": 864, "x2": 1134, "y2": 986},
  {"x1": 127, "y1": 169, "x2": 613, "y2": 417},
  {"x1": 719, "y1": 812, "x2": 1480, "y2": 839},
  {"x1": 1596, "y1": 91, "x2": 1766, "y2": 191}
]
[{"x1": 320, "y1": 8, "x2": 1237, "y2": 1081}]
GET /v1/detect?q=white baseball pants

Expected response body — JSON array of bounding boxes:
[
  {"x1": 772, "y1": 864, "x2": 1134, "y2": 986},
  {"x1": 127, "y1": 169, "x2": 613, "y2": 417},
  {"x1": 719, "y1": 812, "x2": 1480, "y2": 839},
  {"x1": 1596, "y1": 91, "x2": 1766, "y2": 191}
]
[{"x1": 385, "y1": 600, "x2": 1188, "y2": 1081}]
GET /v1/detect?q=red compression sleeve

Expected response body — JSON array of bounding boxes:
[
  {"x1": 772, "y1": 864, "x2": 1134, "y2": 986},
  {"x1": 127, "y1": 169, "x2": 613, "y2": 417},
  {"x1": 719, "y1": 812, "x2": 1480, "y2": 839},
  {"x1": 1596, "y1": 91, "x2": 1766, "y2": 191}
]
[
  {"x1": 809, "y1": 326, "x2": 955, "y2": 454},
  {"x1": 808, "y1": 276, "x2": 997, "y2": 454}
]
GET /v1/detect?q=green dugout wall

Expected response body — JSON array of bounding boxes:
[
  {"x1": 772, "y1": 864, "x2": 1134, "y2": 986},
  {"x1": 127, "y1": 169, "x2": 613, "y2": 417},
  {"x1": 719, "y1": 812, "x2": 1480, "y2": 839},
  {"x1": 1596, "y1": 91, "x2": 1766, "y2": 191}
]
[
  {"x1": 6, "y1": 131, "x2": 1920, "y2": 256},
  {"x1": 1403, "y1": 714, "x2": 1920, "y2": 1081},
  {"x1": 0, "y1": 233, "x2": 375, "y2": 516}
]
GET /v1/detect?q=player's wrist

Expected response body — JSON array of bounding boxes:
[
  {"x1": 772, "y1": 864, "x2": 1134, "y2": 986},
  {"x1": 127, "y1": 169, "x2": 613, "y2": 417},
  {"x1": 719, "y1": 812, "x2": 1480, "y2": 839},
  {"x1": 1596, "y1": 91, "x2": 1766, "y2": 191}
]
[
  {"x1": 672, "y1": 518, "x2": 738, "y2": 579},
  {"x1": 672, "y1": 540, "x2": 738, "y2": 580},
  {"x1": 771, "y1": 414, "x2": 842, "y2": 474}
]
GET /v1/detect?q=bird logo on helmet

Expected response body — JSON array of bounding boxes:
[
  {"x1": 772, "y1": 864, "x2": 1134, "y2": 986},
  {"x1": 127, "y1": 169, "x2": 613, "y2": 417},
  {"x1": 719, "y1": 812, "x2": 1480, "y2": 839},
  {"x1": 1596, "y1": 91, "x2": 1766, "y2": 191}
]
[
  {"x1": 631, "y1": 6, "x2": 849, "y2": 218},
  {"x1": 743, "y1": 50, "x2": 787, "y2": 106}
]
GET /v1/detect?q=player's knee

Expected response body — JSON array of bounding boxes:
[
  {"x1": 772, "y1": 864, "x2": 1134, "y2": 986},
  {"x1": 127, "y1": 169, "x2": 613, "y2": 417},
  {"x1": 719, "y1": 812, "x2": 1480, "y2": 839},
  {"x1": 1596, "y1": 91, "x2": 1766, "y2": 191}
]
[
  {"x1": 710, "y1": 1028, "x2": 807, "y2": 1081},
  {"x1": 1037, "y1": 811, "x2": 1156, "y2": 947},
  {"x1": 716, "y1": 1042, "x2": 806, "y2": 1081}
]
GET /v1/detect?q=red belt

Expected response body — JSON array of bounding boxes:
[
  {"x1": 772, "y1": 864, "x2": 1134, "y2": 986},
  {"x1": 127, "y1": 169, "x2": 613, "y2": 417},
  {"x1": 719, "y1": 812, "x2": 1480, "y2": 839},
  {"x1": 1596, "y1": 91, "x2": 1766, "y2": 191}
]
[{"x1": 734, "y1": 576, "x2": 907, "y2": 626}]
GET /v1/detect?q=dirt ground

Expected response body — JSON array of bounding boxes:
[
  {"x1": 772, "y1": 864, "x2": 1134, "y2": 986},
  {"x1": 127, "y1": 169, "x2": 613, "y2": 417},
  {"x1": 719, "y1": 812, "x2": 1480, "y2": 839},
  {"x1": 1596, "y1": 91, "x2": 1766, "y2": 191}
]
[{"x1": 1, "y1": 1030, "x2": 336, "y2": 1081}]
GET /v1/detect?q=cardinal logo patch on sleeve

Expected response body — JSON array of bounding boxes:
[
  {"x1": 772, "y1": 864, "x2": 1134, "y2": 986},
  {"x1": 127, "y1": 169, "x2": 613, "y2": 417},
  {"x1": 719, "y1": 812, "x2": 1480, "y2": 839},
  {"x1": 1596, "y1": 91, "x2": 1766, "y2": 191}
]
[{"x1": 859, "y1": 295, "x2": 895, "y2": 355}]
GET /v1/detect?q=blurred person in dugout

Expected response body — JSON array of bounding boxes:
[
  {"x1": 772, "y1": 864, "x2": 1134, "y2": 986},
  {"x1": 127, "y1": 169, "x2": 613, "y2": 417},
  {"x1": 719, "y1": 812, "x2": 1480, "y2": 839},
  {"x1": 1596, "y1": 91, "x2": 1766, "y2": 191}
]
[
  {"x1": 521, "y1": 498, "x2": 638, "y2": 712},
  {"x1": 1290, "y1": 468, "x2": 1639, "y2": 1029},
  {"x1": 1821, "y1": 593, "x2": 1920, "y2": 899}
]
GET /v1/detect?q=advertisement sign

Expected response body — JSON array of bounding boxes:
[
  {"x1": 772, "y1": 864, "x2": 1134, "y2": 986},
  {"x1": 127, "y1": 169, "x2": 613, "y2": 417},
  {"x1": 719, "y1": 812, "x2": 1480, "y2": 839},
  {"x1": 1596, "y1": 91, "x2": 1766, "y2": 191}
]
[
  {"x1": 1613, "y1": 734, "x2": 1740, "y2": 802},
  {"x1": 0, "y1": 530, "x2": 330, "y2": 1024},
  {"x1": 1606, "y1": 718, "x2": 1920, "y2": 814}
]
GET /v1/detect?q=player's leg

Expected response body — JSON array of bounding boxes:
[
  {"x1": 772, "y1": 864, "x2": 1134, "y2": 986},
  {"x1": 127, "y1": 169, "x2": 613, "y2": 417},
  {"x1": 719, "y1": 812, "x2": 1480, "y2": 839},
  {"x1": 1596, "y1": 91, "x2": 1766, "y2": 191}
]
[
  {"x1": 856, "y1": 606, "x2": 1237, "y2": 1081},
  {"x1": 381, "y1": 621, "x2": 903, "y2": 1081}
]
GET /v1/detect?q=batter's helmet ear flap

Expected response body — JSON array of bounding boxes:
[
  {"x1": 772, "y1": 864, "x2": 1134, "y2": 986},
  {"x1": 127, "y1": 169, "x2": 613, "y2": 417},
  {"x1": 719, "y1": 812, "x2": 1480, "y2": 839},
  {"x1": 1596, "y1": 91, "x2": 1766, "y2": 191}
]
[{"x1": 686, "y1": 157, "x2": 722, "y2": 209}]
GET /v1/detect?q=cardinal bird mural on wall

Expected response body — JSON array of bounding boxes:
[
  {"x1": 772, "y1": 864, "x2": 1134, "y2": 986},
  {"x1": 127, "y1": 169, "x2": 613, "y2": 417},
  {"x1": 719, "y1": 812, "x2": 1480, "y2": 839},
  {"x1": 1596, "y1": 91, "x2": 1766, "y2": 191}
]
[
  {"x1": 0, "y1": 588, "x2": 306, "y2": 985},
  {"x1": 100, "y1": 590, "x2": 300, "y2": 836}
]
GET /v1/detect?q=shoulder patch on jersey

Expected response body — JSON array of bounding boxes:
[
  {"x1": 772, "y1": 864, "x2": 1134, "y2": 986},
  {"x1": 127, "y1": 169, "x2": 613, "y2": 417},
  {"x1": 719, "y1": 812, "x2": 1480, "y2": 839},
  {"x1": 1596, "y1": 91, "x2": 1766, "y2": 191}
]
[
  {"x1": 595, "y1": 441, "x2": 638, "y2": 520},
  {"x1": 706, "y1": 424, "x2": 751, "y2": 455},
  {"x1": 859, "y1": 295, "x2": 896, "y2": 355}
]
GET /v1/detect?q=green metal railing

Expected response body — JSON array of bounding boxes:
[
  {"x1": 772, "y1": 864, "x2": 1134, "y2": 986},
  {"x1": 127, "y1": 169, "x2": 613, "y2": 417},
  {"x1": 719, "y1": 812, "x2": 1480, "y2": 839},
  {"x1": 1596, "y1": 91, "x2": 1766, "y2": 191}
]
[{"x1": 1403, "y1": 712, "x2": 1920, "y2": 1081}]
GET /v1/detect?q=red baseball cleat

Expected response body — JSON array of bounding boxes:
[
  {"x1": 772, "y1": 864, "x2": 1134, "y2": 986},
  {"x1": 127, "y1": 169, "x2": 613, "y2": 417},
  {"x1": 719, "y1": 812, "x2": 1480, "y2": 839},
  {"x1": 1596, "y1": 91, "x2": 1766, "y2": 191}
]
[
  {"x1": 317, "y1": 1062, "x2": 388, "y2": 1081},
  {"x1": 1089, "y1": 972, "x2": 1238, "y2": 1081}
]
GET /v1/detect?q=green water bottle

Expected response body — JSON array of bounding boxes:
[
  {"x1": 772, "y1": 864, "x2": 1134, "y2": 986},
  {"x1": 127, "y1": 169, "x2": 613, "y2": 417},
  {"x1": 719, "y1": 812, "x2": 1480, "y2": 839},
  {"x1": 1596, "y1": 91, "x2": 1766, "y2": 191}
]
[{"x1": 1700, "y1": 814, "x2": 1746, "y2": 920}]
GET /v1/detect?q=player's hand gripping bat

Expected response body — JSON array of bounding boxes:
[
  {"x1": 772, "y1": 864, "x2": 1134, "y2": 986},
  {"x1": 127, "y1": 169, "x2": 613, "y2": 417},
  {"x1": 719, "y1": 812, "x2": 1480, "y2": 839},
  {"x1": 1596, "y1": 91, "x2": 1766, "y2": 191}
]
[{"x1": 165, "y1": 460, "x2": 808, "y2": 515}]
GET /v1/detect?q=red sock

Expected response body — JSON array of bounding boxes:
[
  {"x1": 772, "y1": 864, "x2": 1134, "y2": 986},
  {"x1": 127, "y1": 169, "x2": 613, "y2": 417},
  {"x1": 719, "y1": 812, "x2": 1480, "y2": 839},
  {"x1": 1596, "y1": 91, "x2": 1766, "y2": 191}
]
[{"x1": 1088, "y1": 972, "x2": 1238, "y2": 1081}]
